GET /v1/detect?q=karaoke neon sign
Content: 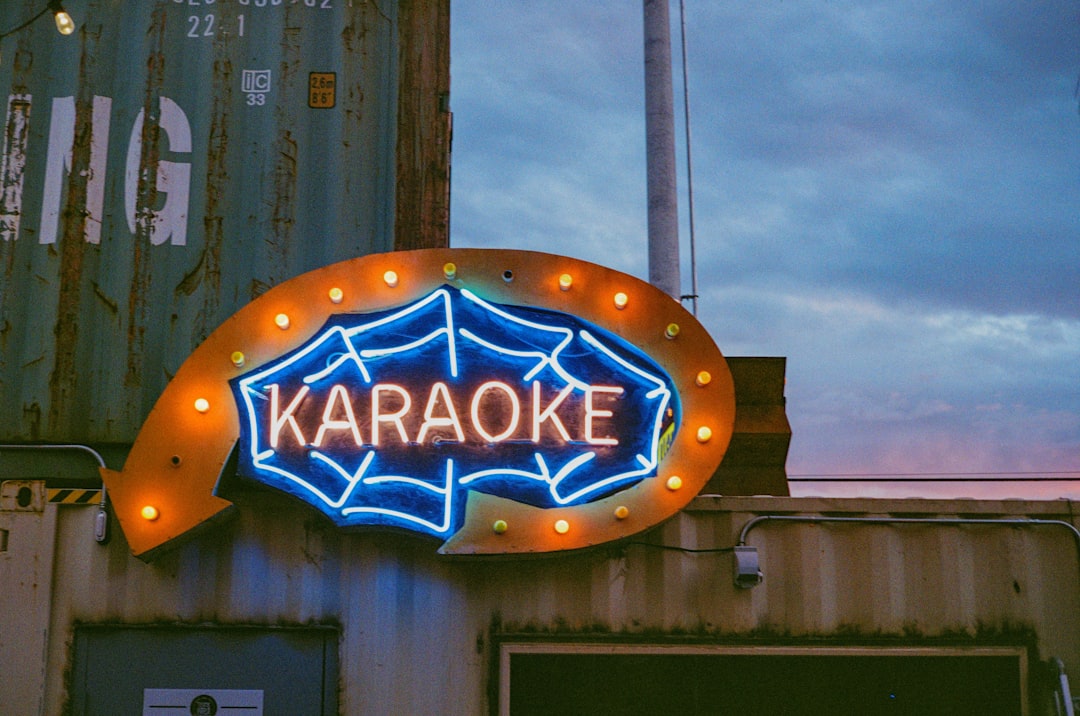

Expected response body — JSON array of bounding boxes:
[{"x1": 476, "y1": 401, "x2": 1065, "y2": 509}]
[
  {"x1": 100, "y1": 248, "x2": 735, "y2": 559},
  {"x1": 231, "y1": 286, "x2": 677, "y2": 537}
]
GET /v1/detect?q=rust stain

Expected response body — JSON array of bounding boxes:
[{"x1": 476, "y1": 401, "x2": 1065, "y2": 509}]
[
  {"x1": 187, "y1": 50, "x2": 232, "y2": 343},
  {"x1": 22, "y1": 402, "x2": 40, "y2": 441},
  {"x1": 47, "y1": 20, "x2": 108, "y2": 437},
  {"x1": 249, "y1": 278, "x2": 271, "y2": 301},
  {"x1": 269, "y1": 129, "x2": 298, "y2": 286},
  {"x1": 91, "y1": 281, "x2": 118, "y2": 314},
  {"x1": 125, "y1": 7, "x2": 168, "y2": 391}
]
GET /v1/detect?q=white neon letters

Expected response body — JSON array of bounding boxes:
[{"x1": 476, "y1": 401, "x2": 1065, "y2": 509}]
[{"x1": 265, "y1": 379, "x2": 622, "y2": 448}]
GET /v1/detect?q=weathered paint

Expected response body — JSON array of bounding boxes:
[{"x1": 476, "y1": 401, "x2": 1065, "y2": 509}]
[
  {"x1": 0, "y1": 0, "x2": 450, "y2": 443},
  {"x1": 4, "y1": 491, "x2": 1077, "y2": 713},
  {"x1": 98, "y1": 248, "x2": 736, "y2": 558}
]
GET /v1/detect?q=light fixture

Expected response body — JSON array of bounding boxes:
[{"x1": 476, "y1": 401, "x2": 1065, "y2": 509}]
[
  {"x1": 275, "y1": 313, "x2": 290, "y2": 330},
  {"x1": 328, "y1": 287, "x2": 343, "y2": 304},
  {"x1": 695, "y1": 370, "x2": 712, "y2": 387},
  {"x1": 665, "y1": 475, "x2": 683, "y2": 491},
  {"x1": 443, "y1": 262, "x2": 457, "y2": 280},
  {"x1": 140, "y1": 505, "x2": 160, "y2": 522},
  {"x1": 554, "y1": 519, "x2": 570, "y2": 534},
  {"x1": 696, "y1": 426, "x2": 713, "y2": 443},
  {"x1": 665, "y1": 323, "x2": 680, "y2": 339},
  {"x1": 383, "y1": 270, "x2": 399, "y2": 287},
  {"x1": 193, "y1": 398, "x2": 210, "y2": 413},
  {"x1": 558, "y1": 273, "x2": 573, "y2": 291},
  {"x1": 493, "y1": 519, "x2": 508, "y2": 534},
  {"x1": 614, "y1": 505, "x2": 629, "y2": 520},
  {"x1": 230, "y1": 351, "x2": 246, "y2": 368},
  {"x1": 49, "y1": 1, "x2": 74, "y2": 35},
  {"x1": 613, "y1": 292, "x2": 629, "y2": 309}
]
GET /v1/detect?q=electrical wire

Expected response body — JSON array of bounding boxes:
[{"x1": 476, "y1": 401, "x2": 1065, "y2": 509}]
[
  {"x1": 677, "y1": 0, "x2": 699, "y2": 316},
  {"x1": 0, "y1": 5, "x2": 52, "y2": 41}
]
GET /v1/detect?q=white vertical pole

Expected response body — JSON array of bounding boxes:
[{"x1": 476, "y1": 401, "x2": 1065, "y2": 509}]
[{"x1": 644, "y1": 0, "x2": 680, "y2": 300}]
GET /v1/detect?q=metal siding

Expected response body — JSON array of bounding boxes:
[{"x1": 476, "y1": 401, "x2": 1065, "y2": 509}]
[
  {"x1": 25, "y1": 494, "x2": 1080, "y2": 714},
  {"x1": 0, "y1": 0, "x2": 405, "y2": 443},
  {"x1": 0, "y1": 487, "x2": 57, "y2": 716}
]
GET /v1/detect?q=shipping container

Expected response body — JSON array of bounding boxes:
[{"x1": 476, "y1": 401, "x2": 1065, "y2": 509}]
[{"x1": 0, "y1": 0, "x2": 449, "y2": 443}]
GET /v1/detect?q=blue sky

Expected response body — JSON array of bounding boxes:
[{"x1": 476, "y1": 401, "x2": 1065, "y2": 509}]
[{"x1": 447, "y1": 1, "x2": 1080, "y2": 498}]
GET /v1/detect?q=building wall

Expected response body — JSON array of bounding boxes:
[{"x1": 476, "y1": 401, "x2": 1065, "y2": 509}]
[{"x1": 4, "y1": 489, "x2": 1077, "y2": 713}]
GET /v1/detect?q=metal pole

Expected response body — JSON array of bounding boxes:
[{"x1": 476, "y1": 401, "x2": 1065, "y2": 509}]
[{"x1": 643, "y1": 0, "x2": 680, "y2": 300}]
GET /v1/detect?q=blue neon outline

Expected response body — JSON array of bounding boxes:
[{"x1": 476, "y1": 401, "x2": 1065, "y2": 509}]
[
  {"x1": 341, "y1": 459, "x2": 455, "y2": 534},
  {"x1": 231, "y1": 286, "x2": 680, "y2": 538}
]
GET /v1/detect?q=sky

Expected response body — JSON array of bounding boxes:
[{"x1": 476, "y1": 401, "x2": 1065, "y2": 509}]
[{"x1": 447, "y1": 1, "x2": 1080, "y2": 499}]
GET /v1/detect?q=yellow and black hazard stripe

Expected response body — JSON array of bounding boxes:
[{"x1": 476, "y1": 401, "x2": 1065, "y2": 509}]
[{"x1": 47, "y1": 488, "x2": 102, "y2": 505}]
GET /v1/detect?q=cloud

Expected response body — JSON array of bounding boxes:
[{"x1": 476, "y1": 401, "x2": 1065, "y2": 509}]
[{"x1": 449, "y1": 0, "x2": 1080, "y2": 494}]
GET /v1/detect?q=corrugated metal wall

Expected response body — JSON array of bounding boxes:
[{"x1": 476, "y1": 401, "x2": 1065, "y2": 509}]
[
  {"x1": 0, "y1": 0, "x2": 450, "y2": 444},
  {"x1": 17, "y1": 493, "x2": 1079, "y2": 713}
]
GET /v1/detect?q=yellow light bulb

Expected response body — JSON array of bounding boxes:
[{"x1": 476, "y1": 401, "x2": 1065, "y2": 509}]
[
  {"x1": 383, "y1": 270, "x2": 399, "y2": 287},
  {"x1": 613, "y1": 292, "x2": 629, "y2": 309},
  {"x1": 559, "y1": 273, "x2": 573, "y2": 291},
  {"x1": 328, "y1": 287, "x2": 344, "y2": 304},
  {"x1": 614, "y1": 505, "x2": 630, "y2": 520},
  {"x1": 665, "y1": 323, "x2": 680, "y2": 339},
  {"x1": 554, "y1": 519, "x2": 570, "y2": 534},
  {"x1": 54, "y1": 8, "x2": 75, "y2": 36},
  {"x1": 230, "y1": 351, "x2": 245, "y2": 368},
  {"x1": 696, "y1": 426, "x2": 713, "y2": 443},
  {"x1": 443, "y1": 262, "x2": 457, "y2": 280},
  {"x1": 493, "y1": 519, "x2": 508, "y2": 534},
  {"x1": 666, "y1": 476, "x2": 683, "y2": 491},
  {"x1": 194, "y1": 398, "x2": 210, "y2": 413},
  {"x1": 141, "y1": 505, "x2": 159, "y2": 521},
  {"x1": 695, "y1": 370, "x2": 712, "y2": 387},
  {"x1": 275, "y1": 313, "x2": 290, "y2": 330}
]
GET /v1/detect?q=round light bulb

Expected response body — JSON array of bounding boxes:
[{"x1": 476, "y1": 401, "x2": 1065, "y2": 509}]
[
  {"x1": 274, "y1": 313, "x2": 290, "y2": 330},
  {"x1": 666, "y1": 476, "x2": 683, "y2": 491},
  {"x1": 696, "y1": 426, "x2": 713, "y2": 443},
  {"x1": 54, "y1": 9, "x2": 75, "y2": 36},
  {"x1": 443, "y1": 262, "x2": 457, "y2": 280},
  {"x1": 665, "y1": 323, "x2": 680, "y2": 339},
  {"x1": 614, "y1": 505, "x2": 630, "y2": 520},
  {"x1": 230, "y1": 351, "x2": 245, "y2": 368},
  {"x1": 558, "y1": 273, "x2": 573, "y2": 291},
  {"x1": 141, "y1": 505, "x2": 159, "y2": 521},
  {"x1": 383, "y1": 270, "x2": 399, "y2": 287},
  {"x1": 493, "y1": 519, "x2": 508, "y2": 534},
  {"x1": 194, "y1": 398, "x2": 210, "y2": 413},
  {"x1": 554, "y1": 519, "x2": 570, "y2": 535},
  {"x1": 328, "y1": 287, "x2": 344, "y2": 304},
  {"x1": 695, "y1": 370, "x2": 712, "y2": 387},
  {"x1": 613, "y1": 292, "x2": 629, "y2": 309}
]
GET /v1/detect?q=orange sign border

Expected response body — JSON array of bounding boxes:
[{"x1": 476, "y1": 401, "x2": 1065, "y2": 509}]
[{"x1": 102, "y1": 249, "x2": 735, "y2": 559}]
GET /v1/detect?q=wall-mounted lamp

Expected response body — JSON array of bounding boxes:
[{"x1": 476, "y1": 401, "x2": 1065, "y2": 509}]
[{"x1": 733, "y1": 545, "x2": 763, "y2": 588}]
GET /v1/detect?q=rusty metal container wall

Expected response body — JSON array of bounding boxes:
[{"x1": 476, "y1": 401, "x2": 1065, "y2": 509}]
[
  {"x1": 27, "y1": 494, "x2": 1080, "y2": 713},
  {"x1": 0, "y1": 0, "x2": 407, "y2": 443}
]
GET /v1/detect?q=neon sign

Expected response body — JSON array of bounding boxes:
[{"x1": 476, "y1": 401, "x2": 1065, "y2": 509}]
[
  {"x1": 101, "y1": 249, "x2": 735, "y2": 559},
  {"x1": 231, "y1": 286, "x2": 678, "y2": 537}
]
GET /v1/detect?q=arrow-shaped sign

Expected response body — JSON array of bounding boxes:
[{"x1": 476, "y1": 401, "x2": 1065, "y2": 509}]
[{"x1": 102, "y1": 249, "x2": 735, "y2": 560}]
